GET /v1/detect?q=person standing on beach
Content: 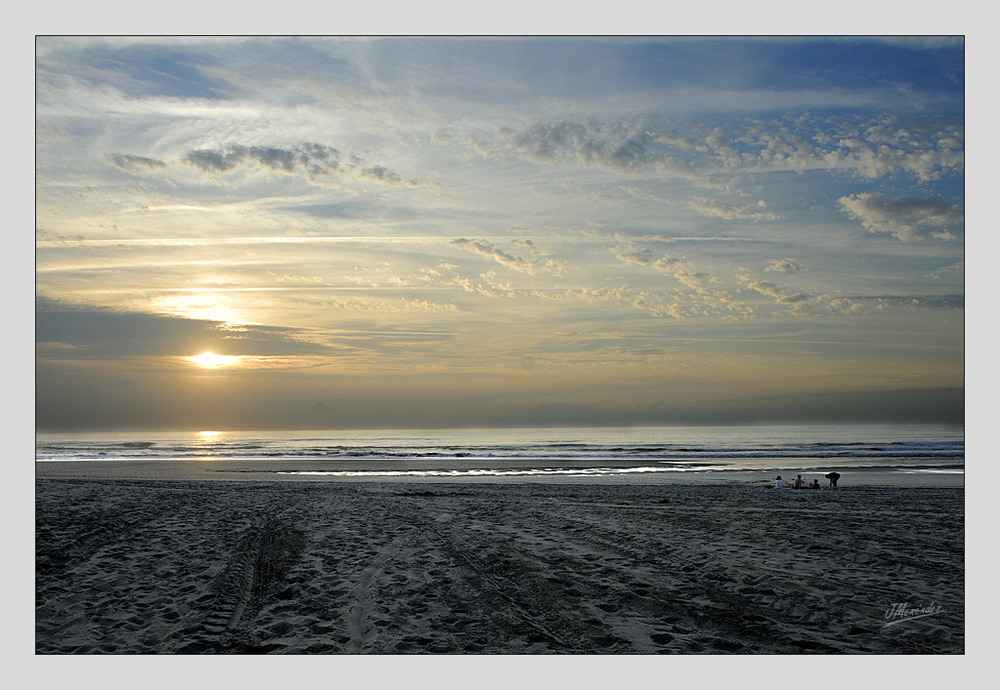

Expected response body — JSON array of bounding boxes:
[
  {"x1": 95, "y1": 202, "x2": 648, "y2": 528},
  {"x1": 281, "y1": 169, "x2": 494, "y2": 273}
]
[{"x1": 825, "y1": 471, "x2": 840, "y2": 488}]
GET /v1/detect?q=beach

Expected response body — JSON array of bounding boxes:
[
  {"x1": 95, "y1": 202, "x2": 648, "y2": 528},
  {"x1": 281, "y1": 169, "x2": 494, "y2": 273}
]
[{"x1": 35, "y1": 470, "x2": 964, "y2": 654}]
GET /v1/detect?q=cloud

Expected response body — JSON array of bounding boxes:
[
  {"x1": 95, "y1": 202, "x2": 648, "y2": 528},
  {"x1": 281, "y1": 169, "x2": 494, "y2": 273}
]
[
  {"x1": 652, "y1": 256, "x2": 687, "y2": 272},
  {"x1": 510, "y1": 238, "x2": 546, "y2": 254},
  {"x1": 534, "y1": 284, "x2": 695, "y2": 320},
  {"x1": 608, "y1": 233, "x2": 679, "y2": 269},
  {"x1": 925, "y1": 261, "x2": 964, "y2": 281},
  {"x1": 486, "y1": 113, "x2": 963, "y2": 193},
  {"x1": 674, "y1": 271, "x2": 721, "y2": 291},
  {"x1": 106, "y1": 153, "x2": 168, "y2": 173},
  {"x1": 615, "y1": 247, "x2": 656, "y2": 266},
  {"x1": 494, "y1": 120, "x2": 720, "y2": 188},
  {"x1": 837, "y1": 193, "x2": 963, "y2": 240},
  {"x1": 688, "y1": 198, "x2": 778, "y2": 222},
  {"x1": 737, "y1": 274, "x2": 870, "y2": 315},
  {"x1": 178, "y1": 141, "x2": 423, "y2": 188},
  {"x1": 310, "y1": 297, "x2": 458, "y2": 313},
  {"x1": 598, "y1": 235, "x2": 747, "y2": 315},
  {"x1": 35, "y1": 297, "x2": 331, "y2": 359},
  {"x1": 765, "y1": 258, "x2": 802, "y2": 275},
  {"x1": 450, "y1": 238, "x2": 536, "y2": 274},
  {"x1": 184, "y1": 142, "x2": 342, "y2": 176},
  {"x1": 722, "y1": 115, "x2": 964, "y2": 182},
  {"x1": 450, "y1": 238, "x2": 567, "y2": 276},
  {"x1": 356, "y1": 164, "x2": 402, "y2": 185},
  {"x1": 746, "y1": 280, "x2": 810, "y2": 304}
]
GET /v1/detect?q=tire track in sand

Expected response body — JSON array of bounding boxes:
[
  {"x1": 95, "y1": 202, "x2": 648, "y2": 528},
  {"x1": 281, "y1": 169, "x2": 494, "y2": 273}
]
[
  {"x1": 423, "y1": 525, "x2": 576, "y2": 651},
  {"x1": 346, "y1": 531, "x2": 412, "y2": 654},
  {"x1": 385, "y1": 495, "x2": 576, "y2": 652},
  {"x1": 181, "y1": 512, "x2": 304, "y2": 653}
]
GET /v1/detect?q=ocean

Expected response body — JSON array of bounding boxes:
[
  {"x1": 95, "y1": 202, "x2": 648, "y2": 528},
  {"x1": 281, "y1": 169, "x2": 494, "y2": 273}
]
[{"x1": 35, "y1": 424, "x2": 964, "y2": 481}]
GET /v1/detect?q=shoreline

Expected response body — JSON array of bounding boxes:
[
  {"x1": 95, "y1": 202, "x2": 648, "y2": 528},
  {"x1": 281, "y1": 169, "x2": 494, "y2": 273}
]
[{"x1": 35, "y1": 458, "x2": 965, "y2": 488}]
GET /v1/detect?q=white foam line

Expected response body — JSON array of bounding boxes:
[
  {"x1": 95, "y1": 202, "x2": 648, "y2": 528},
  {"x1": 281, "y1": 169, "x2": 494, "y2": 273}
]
[{"x1": 274, "y1": 465, "x2": 735, "y2": 478}]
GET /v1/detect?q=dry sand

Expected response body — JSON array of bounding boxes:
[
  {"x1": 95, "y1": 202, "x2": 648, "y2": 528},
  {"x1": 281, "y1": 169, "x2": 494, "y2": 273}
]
[{"x1": 35, "y1": 477, "x2": 964, "y2": 654}]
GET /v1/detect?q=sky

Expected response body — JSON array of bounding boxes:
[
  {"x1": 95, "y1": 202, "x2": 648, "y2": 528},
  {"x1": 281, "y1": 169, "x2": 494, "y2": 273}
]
[{"x1": 34, "y1": 35, "x2": 966, "y2": 431}]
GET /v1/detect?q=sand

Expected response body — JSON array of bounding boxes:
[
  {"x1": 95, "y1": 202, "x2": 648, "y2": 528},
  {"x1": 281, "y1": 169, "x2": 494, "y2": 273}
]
[{"x1": 35, "y1": 476, "x2": 964, "y2": 654}]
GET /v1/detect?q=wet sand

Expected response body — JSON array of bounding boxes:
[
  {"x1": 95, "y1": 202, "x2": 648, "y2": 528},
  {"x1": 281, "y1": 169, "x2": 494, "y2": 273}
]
[{"x1": 36, "y1": 477, "x2": 964, "y2": 654}]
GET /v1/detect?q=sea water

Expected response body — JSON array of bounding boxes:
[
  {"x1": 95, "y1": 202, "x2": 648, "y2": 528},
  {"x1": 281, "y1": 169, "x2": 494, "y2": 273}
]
[{"x1": 35, "y1": 424, "x2": 964, "y2": 480}]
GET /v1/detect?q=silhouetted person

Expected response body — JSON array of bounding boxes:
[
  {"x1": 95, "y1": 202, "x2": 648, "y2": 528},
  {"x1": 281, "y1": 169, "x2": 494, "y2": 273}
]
[
  {"x1": 810, "y1": 479, "x2": 820, "y2": 490},
  {"x1": 825, "y1": 471, "x2": 840, "y2": 488},
  {"x1": 793, "y1": 474, "x2": 804, "y2": 489}
]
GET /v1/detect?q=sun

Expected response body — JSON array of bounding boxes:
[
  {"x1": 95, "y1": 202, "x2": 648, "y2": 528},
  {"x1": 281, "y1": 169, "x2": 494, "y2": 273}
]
[{"x1": 188, "y1": 352, "x2": 242, "y2": 369}]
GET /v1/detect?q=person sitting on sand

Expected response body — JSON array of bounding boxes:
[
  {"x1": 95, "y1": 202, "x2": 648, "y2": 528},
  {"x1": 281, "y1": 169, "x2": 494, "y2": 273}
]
[
  {"x1": 793, "y1": 475, "x2": 804, "y2": 489},
  {"x1": 810, "y1": 479, "x2": 820, "y2": 490},
  {"x1": 825, "y1": 471, "x2": 840, "y2": 488},
  {"x1": 774, "y1": 475, "x2": 783, "y2": 489}
]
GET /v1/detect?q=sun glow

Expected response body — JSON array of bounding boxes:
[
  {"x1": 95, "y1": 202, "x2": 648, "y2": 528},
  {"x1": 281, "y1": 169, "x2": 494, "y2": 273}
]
[{"x1": 188, "y1": 352, "x2": 242, "y2": 368}]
